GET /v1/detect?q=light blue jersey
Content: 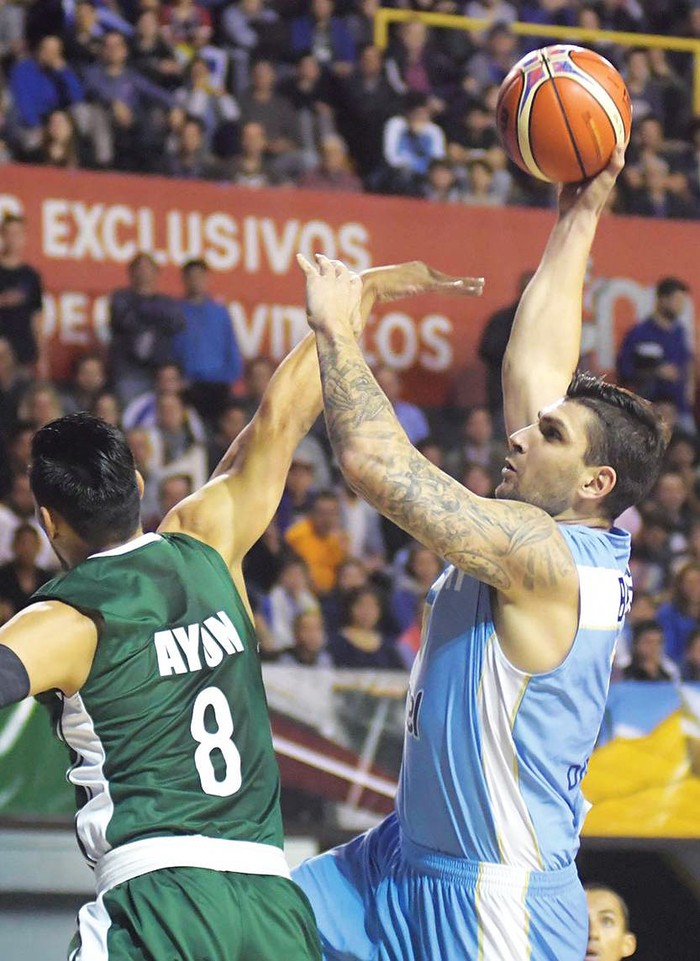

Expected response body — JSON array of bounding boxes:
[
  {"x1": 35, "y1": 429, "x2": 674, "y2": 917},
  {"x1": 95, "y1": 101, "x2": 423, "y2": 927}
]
[
  {"x1": 294, "y1": 524, "x2": 632, "y2": 960},
  {"x1": 398, "y1": 523, "x2": 631, "y2": 869}
]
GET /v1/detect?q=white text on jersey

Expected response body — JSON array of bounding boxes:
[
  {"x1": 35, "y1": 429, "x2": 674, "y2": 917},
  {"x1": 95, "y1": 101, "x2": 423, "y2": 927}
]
[{"x1": 154, "y1": 611, "x2": 244, "y2": 676}]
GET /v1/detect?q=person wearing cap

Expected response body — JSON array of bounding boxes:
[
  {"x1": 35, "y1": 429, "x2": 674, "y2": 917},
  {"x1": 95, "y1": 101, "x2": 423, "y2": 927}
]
[{"x1": 617, "y1": 276, "x2": 693, "y2": 421}]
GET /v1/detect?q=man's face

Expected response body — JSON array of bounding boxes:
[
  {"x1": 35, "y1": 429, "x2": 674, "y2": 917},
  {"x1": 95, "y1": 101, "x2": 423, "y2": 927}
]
[
  {"x1": 658, "y1": 289, "x2": 686, "y2": 321},
  {"x1": 183, "y1": 265, "x2": 208, "y2": 299},
  {"x1": 585, "y1": 889, "x2": 636, "y2": 961},
  {"x1": 103, "y1": 32, "x2": 127, "y2": 68},
  {"x1": 1, "y1": 221, "x2": 26, "y2": 257},
  {"x1": 633, "y1": 627, "x2": 663, "y2": 664},
  {"x1": 311, "y1": 497, "x2": 339, "y2": 536},
  {"x1": 495, "y1": 400, "x2": 598, "y2": 518}
]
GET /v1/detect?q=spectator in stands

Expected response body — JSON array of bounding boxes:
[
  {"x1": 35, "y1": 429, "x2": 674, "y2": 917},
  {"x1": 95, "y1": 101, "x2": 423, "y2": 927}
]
[
  {"x1": 285, "y1": 489, "x2": 348, "y2": 596},
  {"x1": 462, "y1": 462, "x2": 494, "y2": 497},
  {"x1": 584, "y1": 885, "x2": 637, "y2": 961},
  {"x1": 290, "y1": 0, "x2": 356, "y2": 78},
  {"x1": 122, "y1": 361, "x2": 187, "y2": 429},
  {"x1": 330, "y1": 585, "x2": 401, "y2": 669},
  {"x1": 648, "y1": 469, "x2": 693, "y2": 539},
  {"x1": 391, "y1": 542, "x2": 442, "y2": 633},
  {"x1": 374, "y1": 364, "x2": 429, "y2": 445},
  {"x1": 109, "y1": 253, "x2": 185, "y2": 405},
  {"x1": 0, "y1": 471, "x2": 57, "y2": 570},
  {"x1": 466, "y1": 23, "x2": 521, "y2": 93},
  {"x1": 9, "y1": 35, "x2": 85, "y2": 155},
  {"x1": 243, "y1": 520, "x2": 285, "y2": 595},
  {"x1": 614, "y1": 590, "x2": 660, "y2": 676},
  {"x1": 160, "y1": 0, "x2": 212, "y2": 64},
  {"x1": 320, "y1": 556, "x2": 368, "y2": 635},
  {"x1": 0, "y1": 338, "x2": 28, "y2": 435},
  {"x1": 173, "y1": 258, "x2": 242, "y2": 421},
  {"x1": 629, "y1": 508, "x2": 675, "y2": 595},
  {"x1": 461, "y1": 156, "x2": 505, "y2": 205},
  {"x1": 624, "y1": 48, "x2": 664, "y2": 128},
  {"x1": 228, "y1": 119, "x2": 276, "y2": 186},
  {"x1": 276, "y1": 449, "x2": 318, "y2": 534},
  {"x1": 0, "y1": 522, "x2": 53, "y2": 612},
  {"x1": 62, "y1": 0, "x2": 104, "y2": 75},
  {"x1": 624, "y1": 155, "x2": 697, "y2": 219},
  {"x1": 174, "y1": 54, "x2": 240, "y2": 155},
  {"x1": 18, "y1": 381, "x2": 63, "y2": 429},
  {"x1": 144, "y1": 389, "x2": 209, "y2": 491},
  {"x1": 207, "y1": 399, "x2": 248, "y2": 473},
  {"x1": 336, "y1": 42, "x2": 400, "y2": 180},
  {"x1": 0, "y1": 0, "x2": 25, "y2": 63},
  {"x1": 421, "y1": 158, "x2": 463, "y2": 202},
  {"x1": 683, "y1": 117, "x2": 700, "y2": 202},
  {"x1": 221, "y1": 0, "x2": 283, "y2": 97},
  {"x1": 31, "y1": 109, "x2": 87, "y2": 168},
  {"x1": 623, "y1": 620, "x2": 674, "y2": 681},
  {"x1": 129, "y1": 9, "x2": 183, "y2": 90},
  {"x1": 238, "y1": 59, "x2": 303, "y2": 182},
  {"x1": 384, "y1": 18, "x2": 454, "y2": 103},
  {"x1": 263, "y1": 555, "x2": 320, "y2": 653},
  {"x1": 0, "y1": 421, "x2": 31, "y2": 498},
  {"x1": 445, "y1": 98, "x2": 499, "y2": 168},
  {"x1": 656, "y1": 561, "x2": 700, "y2": 666},
  {"x1": 0, "y1": 214, "x2": 46, "y2": 378},
  {"x1": 598, "y1": 0, "x2": 647, "y2": 33},
  {"x1": 143, "y1": 471, "x2": 193, "y2": 529},
  {"x1": 279, "y1": 53, "x2": 335, "y2": 171},
  {"x1": 617, "y1": 276, "x2": 693, "y2": 418},
  {"x1": 241, "y1": 354, "x2": 274, "y2": 416},
  {"x1": 62, "y1": 352, "x2": 108, "y2": 414},
  {"x1": 92, "y1": 390, "x2": 121, "y2": 427},
  {"x1": 682, "y1": 627, "x2": 700, "y2": 681},
  {"x1": 445, "y1": 404, "x2": 506, "y2": 484},
  {"x1": 125, "y1": 426, "x2": 160, "y2": 521},
  {"x1": 83, "y1": 30, "x2": 176, "y2": 170},
  {"x1": 338, "y1": 481, "x2": 386, "y2": 572},
  {"x1": 477, "y1": 270, "x2": 534, "y2": 429},
  {"x1": 163, "y1": 114, "x2": 222, "y2": 178},
  {"x1": 279, "y1": 609, "x2": 332, "y2": 667},
  {"x1": 380, "y1": 91, "x2": 446, "y2": 195},
  {"x1": 298, "y1": 133, "x2": 363, "y2": 192},
  {"x1": 648, "y1": 48, "x2": 692, "y2": 141}
]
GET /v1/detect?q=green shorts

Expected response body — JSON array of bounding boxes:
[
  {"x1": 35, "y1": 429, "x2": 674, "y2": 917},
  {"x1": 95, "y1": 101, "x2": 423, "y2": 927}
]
[{"x1": 69, "y1": 868, "x2": 322, "y2": 960}]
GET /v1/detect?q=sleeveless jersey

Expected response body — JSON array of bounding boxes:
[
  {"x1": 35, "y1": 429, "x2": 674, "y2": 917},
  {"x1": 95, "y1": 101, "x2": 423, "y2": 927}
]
[
  {"x1": 33, "y1": 532, "x2": 283, "y2": 866},
  {"x1": 396, "y1": 524, "x2": 632, "y2": 871}
]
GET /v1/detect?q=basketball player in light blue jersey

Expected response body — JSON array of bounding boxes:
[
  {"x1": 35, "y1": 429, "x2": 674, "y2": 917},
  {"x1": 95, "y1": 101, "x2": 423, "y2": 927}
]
[{"x1": 293, "y1": 147, "x2": 670, "y2": 961}]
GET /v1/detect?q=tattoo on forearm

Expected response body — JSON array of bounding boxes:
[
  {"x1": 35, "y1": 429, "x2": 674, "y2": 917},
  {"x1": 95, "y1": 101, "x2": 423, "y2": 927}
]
[{"x1": 317, "y1": 332, "x2": 575, "y2": 595}]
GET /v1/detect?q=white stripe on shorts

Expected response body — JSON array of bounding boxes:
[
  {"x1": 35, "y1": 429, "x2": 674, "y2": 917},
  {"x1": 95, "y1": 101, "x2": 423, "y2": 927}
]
[
  {"x1": 71, "y1": 894, "x2": 112, "y2": 961},
  {"x1": 475, "y1": 862, "x2": 531, "y2": 961}
]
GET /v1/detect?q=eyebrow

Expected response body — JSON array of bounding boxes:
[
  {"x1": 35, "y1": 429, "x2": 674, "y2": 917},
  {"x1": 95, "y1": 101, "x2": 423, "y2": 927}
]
[{"x1": 538, "y1": 412, "x2": 570, "y2": 439}]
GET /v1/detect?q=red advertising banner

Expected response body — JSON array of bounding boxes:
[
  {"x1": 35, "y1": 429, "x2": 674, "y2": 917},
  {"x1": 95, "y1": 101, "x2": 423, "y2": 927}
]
[{"x1": 1, "y1": 164, "x2": 697, "y2": 404}]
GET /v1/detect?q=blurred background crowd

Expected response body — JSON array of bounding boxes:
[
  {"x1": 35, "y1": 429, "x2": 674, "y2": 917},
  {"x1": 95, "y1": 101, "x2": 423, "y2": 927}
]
[
  {"x1": 2, "y1": 0, "x2": 700, "y2": 213},
  {"x1": 0, "y1": 195, "x2": 698, "y2": 686}
]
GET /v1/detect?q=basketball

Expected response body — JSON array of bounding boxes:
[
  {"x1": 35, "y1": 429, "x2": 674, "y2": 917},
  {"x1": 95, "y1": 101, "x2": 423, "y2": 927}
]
[{"x1": 496, "y1": 45, "x2": 632, "y2": 184}]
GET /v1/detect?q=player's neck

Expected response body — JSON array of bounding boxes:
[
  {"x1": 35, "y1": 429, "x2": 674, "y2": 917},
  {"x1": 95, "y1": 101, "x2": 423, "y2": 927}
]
[{"x1": 554, "y1": 509, "x2": 611, "y2": 530}]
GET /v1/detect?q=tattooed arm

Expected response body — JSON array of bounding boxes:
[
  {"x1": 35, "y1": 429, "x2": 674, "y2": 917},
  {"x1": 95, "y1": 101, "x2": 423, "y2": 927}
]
[
  {"x1": 300, "y1": 255, "x2": 579, "y2": 672},
  {"x1": 502, "y1": 148, "x2": 625, "y2": 436}
]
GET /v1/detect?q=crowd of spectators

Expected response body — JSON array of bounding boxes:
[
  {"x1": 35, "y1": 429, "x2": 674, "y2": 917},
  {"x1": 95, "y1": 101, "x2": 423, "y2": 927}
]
[
  {"x1": 2, "y1": 1, "x2": 700, "y2": 215},
  {"x1": 1, "y1": 202, "x2": 699, "y2": 683}
]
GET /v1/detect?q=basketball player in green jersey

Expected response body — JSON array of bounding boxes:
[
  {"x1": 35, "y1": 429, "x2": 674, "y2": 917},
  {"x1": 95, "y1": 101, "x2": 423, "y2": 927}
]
[{"x1": 0, "y1": 259, "x2": 483, "y2": 961}]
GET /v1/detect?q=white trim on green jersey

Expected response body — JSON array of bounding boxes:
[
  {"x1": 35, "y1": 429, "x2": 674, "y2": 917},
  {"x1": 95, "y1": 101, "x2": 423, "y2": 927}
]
[
  {"x1": 88, "y1": 532, "x2": 162, "y2": 560},
  {"x1": 61, "y1": 693, "x2": 114, "y2": 864}
]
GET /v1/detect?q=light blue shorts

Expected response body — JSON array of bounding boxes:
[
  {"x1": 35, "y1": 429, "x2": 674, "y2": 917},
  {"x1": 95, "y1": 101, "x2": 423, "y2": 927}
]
[{"x1": 292, "y1": 814, "x2": 587, "y2": 961}]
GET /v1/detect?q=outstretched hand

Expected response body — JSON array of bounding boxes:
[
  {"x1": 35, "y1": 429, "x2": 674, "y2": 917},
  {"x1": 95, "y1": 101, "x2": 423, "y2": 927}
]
[
  {"x1": 297, "y1": 253, "x2": 363, "y2": 337},
  {"x1": 557, "y1": 144, "x2": 626, "y2": 219}
]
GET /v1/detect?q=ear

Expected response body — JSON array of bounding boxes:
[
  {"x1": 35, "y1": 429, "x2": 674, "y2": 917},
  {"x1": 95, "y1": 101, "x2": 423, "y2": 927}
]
[
  {"x1": 39, "y1": 506, "x2": 58, "y2": 541},
  {"x1": 621, "y1": 932, "x2": 637, "y2": 958},
  {"x1": 135, "y1": 470, "x2": 145, "y2": 500},
  {"x1": 581, "y1": 465, "x2": 617, "y2": 503}
]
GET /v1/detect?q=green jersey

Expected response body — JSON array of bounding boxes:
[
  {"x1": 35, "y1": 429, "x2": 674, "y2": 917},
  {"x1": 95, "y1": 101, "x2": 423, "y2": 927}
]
[{"x1": 34, "y1": 532, "x2": 283, "y2": 866}]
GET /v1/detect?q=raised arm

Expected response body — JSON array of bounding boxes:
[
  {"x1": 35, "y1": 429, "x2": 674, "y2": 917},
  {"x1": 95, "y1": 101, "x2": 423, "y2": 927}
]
[
  {"x1": 159, "y1": 259, "x2": 482, "y2": 603},
  {"x1": 501, "y1": 148, "x2": 624, "y2": 436},
  {"x1": 300, "y1": 255, "x2": 572, "y2": 595}
]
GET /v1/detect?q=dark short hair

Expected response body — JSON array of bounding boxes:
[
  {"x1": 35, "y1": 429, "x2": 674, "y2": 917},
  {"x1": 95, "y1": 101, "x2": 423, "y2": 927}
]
[
  {"x1": 128, "y1": 251, "x2": 157, "y2": 274},
  {"x1": 339, "y1": 585, "x2": 382, "y2": 627},
  {"x1": 584, "y1": 884, "x2": 631, "y2": 930},
  {"x1": 656, "y1": 276, "x2": 689, "y2": 298},
  {"x1": 182, "y1": 258, "x2": 208, "y2": 274},
  {"x1": 632, "y1": 619, "x2": 663, "y2": 645},
  {"x1": 566, "y1": 371, "x2": 670, "y2": 518},
  {"x1": 30, "y1": 413, "x2": 140, "y2": 550}
]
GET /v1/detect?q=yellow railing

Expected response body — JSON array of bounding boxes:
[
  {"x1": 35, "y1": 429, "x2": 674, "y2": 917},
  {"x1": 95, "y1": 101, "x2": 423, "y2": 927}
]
[{"x1": 373, "y1": 9, "x2": 700, "y2": 114}]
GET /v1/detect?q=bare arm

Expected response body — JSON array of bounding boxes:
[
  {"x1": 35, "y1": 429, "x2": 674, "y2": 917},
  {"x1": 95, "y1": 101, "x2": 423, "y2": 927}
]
[
  {"x1": 502, "y1": 150, "x2": 625, "y2": 436},
  {"x1": 159, "y1": 259, "x2": 483, "y2": 599},
  {"x1": 0, "y1": 601, "x2": 98, "y2": 701}
]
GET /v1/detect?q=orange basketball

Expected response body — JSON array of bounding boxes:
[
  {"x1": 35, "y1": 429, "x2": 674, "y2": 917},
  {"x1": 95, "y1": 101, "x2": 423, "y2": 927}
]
[{"x1": 496, "y1": 45, "x2": 632, "y2": 184}]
